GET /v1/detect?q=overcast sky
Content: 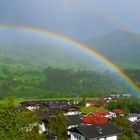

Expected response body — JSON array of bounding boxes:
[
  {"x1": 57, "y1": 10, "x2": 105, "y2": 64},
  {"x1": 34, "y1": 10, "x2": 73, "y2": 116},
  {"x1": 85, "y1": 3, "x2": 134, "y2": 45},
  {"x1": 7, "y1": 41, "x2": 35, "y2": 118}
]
[{"x1": 0, "y1": 0, "x2": 140, "y2": 40}]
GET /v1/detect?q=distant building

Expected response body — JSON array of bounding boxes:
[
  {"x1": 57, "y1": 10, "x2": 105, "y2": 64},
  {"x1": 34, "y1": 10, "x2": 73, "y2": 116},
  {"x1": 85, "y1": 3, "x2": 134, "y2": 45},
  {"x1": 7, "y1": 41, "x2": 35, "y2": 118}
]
[
  {"x1": 102, "y1": 96, "x2": 113, "y2": 103},
  {"x1": 67, "y1": 115, "x2": 84, "y2": 129},
  {"x1": 63, "y1": 105, "x2": 81, "y2": 116},
  {"x1": 72, "y1": 99, "x2": 82, "y2": 105},
  {"x1": 121, "y1": 94, "x2": 131, "y2": 98},
  {"x1": 82, "y1": 111, "x2": 109, "y2": 124},
  {"x1": 94, "y1": 102, "x2": 105, "y2": 108},
  {"x1": 68, "y1": 123, "x2": 122, "y2": 140},
  {"x1": 112, "y1": 109, "x2": 124, "y2": 116},
  {"x1": 131, "y1": 122, "x2": 140, "y2": 137},
  {"x1": 110, "y1": 94, "x2": 120, "y2": 99},
  {"x1": 85, "y1": 101, "x2": 96, "y2": 107},
  {"x1": 108, "y1": 112, "x2": 117, "y2": 119},
  {"x1": 85, "y1": 101, "x2": 105, "y2": 108},
  {"x1": 128, "y1": 113, "x2": 140, "y2": 122},
  {"x1": 21, "y1": 100, "x2": 69, "y2": 111}
]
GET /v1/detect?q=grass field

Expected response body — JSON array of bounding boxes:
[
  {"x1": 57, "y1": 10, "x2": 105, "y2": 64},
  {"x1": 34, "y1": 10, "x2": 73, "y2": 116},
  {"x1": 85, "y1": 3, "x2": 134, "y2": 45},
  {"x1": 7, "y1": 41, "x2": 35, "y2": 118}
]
[
  {"x1": 0, "y1": 98, "x2": 22, "y2": 107},
  {"x1": 81, "y1": 107, "x2": 108, "y2": 114}
]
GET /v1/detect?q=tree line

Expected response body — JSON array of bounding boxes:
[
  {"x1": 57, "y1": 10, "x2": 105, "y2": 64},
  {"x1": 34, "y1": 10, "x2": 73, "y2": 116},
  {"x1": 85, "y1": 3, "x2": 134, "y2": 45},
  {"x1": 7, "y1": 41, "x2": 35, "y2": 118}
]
[{"x1": 0, "y1": 66, "x2": 139, "y2": 99}]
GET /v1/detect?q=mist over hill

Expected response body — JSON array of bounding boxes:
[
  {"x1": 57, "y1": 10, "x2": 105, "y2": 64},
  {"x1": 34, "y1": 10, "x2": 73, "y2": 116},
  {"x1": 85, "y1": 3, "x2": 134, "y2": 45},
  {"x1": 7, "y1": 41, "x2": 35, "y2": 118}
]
[
  {"x1": 88, "y1": 30, "x2": 140, "y2": 69},
  {"x1": 0, "y1": 30, "x2": 140, "y2": 98},
  {"x1": 0, "y1": 41, "x2": 105, "y2": 71},
  {"x1": 0, "y1": 29, "x2": 115, "y2": 72},
  {"x1": 0, "y1": 30, "x2": 140, "y2": 71}
]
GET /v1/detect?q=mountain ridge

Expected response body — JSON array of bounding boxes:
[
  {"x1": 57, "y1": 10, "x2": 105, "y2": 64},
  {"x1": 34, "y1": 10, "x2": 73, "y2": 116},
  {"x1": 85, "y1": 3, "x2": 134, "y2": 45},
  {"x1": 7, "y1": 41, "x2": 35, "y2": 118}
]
[{"x1": 87, "y1": 30, "x2": 140, "y2": 69}]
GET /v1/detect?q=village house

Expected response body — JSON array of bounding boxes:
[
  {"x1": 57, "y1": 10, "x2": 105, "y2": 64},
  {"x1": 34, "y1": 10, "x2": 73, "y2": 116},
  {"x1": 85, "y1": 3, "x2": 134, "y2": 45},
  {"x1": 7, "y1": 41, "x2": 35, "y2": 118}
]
[
  {"x1": 110, "y1": 94, "x2": 120, "y2": 99},
  {"x1": 82, "y1": 110, "x2": 118, "y2": 125},
  {"x1": 94, "y1": 102, "x2": 105, "y2": 108},
  {"x1": 85, "y1": 101, "x2": 96, "y2": 107},
  {"x1": 128, "y1": 113, "x2": 140, "y2": 122},
  {"x1": 71, "y1": 98, "x2": 82, "y2": 105},
  {"x1": 85, "y1": 101, "x2": 105, "y2": 108},
  {"x1": 21, "y1": 100, "x2": 69, "y2": 111},
  {"x1": 121, "y1": 94, "x2": 131, "y2": 98},
  {"x1": 35, "y1": 111, "x2": 84, "y2": 138},
  {"x1": 131, "y1": 122, "x2": 140, "y2": 137},
  {"x1": 67, "y1": 115, "x2": 84, "y2": 129},
  {"x1": 63, "y1": 105, "x2": 81, "y2": 116},
  {"x1": 102, "y1": 96, "x2": 113, "y2": 103},
  {"x1": 108, "y1": 112, "x2": 117, "y2": 119},
  {"x1": 112, "y1": 109, "x2": 124, "y2": 116},
  {"x1": 82, "y1": 111, "x2": 109, "y2": 124},
  {"x1": 68, "y1": 123, "x2": 122, "y2": 140},
  {"x1": 20, "y1": 100, "x2": 41, "y2": 111}
]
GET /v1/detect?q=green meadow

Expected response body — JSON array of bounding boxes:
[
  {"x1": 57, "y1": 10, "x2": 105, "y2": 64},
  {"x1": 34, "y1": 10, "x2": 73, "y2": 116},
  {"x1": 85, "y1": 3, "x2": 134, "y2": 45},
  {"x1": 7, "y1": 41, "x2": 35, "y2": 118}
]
[{"x1": 81, "y1": 107, "x2": 107, "y2": 114}]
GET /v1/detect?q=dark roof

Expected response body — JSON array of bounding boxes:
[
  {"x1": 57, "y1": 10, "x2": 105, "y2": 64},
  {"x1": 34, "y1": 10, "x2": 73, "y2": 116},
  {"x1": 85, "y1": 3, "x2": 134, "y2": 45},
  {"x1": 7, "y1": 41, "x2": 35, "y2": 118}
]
[
  {"x1": 136, "y1": 130, "x2": 140, "y2": 137},
  {"x1": 21, "y1": 100, "x2": 69, "y2": 109},
  {"x1": 63, "y1": 105, "x2": 80, "y2": 111},
  {"x1": 131, "y1": 122, "x2": 140, "y2": 137},
  {"x1": 128, "y1": 113, "x2": 140, "y2": 118},
  {"x1": 69, "y1": 123, "x2": 122, "y2": 139},
  {"x1": 67, "y1": 115, "x2": 84, "y2": 126},
  {"x1": 131, "y1": 122, "x2": 140, "y2": 131}
]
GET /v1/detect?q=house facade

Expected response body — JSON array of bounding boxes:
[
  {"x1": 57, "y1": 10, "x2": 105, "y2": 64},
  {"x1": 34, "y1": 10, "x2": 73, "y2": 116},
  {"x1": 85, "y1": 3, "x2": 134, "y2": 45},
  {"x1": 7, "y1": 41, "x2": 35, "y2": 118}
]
[
  {"x1": 63, "y1": 105, "x2": 81, "y2": 116},
  {"x1": 69, "y1": 123, "x2": 121, "y2": 140}
]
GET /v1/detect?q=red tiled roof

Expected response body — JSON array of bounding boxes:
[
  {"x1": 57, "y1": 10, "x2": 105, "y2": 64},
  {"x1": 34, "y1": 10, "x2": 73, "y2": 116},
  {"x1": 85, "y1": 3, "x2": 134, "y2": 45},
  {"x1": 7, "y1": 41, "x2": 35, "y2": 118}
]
[
  {"x1": 112, "y1": 109, "x2": 124, "y2": 114},
  {"x1": 82, "y1": 116, "x2": 108, "y2": 124},
  {"x1": 92, "y1": 111, "x2": 109, "y2": 117},
  {"x1": 82, "y1": 111, "x2": 109, "y2": 124}
]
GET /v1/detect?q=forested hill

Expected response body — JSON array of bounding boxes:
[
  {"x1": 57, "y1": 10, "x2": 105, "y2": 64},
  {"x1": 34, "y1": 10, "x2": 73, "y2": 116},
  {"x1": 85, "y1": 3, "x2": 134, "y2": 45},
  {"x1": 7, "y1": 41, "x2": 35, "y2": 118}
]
[{"x1": 0, "y1": 62, "x2": 139, "y2": 99}]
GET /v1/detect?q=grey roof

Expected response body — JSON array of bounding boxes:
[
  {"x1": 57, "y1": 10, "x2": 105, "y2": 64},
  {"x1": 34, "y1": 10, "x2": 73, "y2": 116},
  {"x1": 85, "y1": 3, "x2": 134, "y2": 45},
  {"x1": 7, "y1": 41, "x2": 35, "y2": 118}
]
[
  {"x1": 63, "y1": 105, "x2": 80, "y2": 112},
  {"x1": 67, "y1": 115, "x2": 84, "y2": 126},
  {"x1": 69, "y1": 123, "x2": 122, "y2": 139},
  {"x1": 131, "y1": 122, "x2": 140, "y2": 131},
  {"x1": 21, "y1": 100, "x2": 69, "y2": 109},
  {"x1": 128, "y1": 113, "x2": 140, "y2": 118},
  {"x1": 131, "y1": 122, "x2": 140, "y2": 137}
]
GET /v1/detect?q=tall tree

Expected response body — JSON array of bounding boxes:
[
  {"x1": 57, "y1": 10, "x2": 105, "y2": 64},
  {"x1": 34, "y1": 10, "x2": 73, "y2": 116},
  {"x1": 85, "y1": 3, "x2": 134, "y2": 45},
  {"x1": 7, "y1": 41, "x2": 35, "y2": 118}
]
[
  {"x1": 113, "y1": 116, "x2": 139, "y2": 140},
  {"x1": 49, "y1": 110, "x2": 67, "y2": 140},
  {"x1": 0, "y1": 96, "x2": 45, "y2": 140}
]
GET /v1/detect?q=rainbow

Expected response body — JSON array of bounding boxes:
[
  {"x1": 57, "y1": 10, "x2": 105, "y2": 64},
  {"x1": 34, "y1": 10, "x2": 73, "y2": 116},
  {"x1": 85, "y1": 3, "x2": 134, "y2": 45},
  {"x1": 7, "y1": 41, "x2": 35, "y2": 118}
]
[
  {"x1": 83, "y1": 1, "x2": 140, "y2": 42},
  {"x1": 0, "y1": 24, "x2": 140, "y2": 95}
]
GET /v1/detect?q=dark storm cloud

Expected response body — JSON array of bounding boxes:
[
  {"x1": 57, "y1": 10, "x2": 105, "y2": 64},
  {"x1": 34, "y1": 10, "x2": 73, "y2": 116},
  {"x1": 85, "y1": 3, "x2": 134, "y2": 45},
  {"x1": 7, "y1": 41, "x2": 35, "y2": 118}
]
[{"x1": 0, "y1": 0, "x2": 139, "y2": 40}]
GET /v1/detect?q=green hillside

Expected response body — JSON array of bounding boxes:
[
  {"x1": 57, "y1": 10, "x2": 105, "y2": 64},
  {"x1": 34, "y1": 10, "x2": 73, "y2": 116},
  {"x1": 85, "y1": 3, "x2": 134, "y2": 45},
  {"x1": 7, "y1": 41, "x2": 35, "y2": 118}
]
[
  {"x1": 0, "y1": 30, "x2": 140, "y2": 99},
  {"x1": 0, "y1": 60, "x2": 139, "y2": 99}
]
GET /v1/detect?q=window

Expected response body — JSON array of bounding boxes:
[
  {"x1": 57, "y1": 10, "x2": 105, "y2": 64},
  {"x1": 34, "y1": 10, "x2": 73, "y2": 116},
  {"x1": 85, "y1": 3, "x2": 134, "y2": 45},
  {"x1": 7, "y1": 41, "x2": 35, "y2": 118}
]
[
  {"x1": 76, "y1": 134, "x2": 79, "y2": 139},
  {"x1": 79, "y1": 135, "x2": 81, "y2": 140},
  {"x1": 74, "y1": 133, "x2": 76, "y2": 138}
]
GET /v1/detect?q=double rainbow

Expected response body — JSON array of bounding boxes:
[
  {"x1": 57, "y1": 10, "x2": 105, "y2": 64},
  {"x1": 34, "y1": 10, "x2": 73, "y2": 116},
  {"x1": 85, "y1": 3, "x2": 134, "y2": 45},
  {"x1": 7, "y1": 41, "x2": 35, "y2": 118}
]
[{"x1": 0, "y1": 24, "x2": 139, "y2": 95}]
